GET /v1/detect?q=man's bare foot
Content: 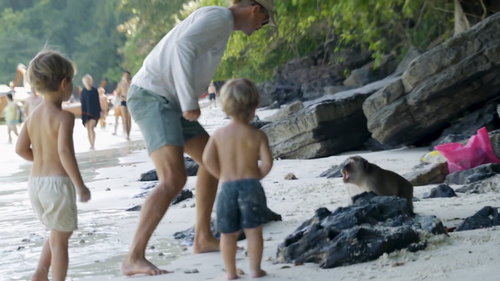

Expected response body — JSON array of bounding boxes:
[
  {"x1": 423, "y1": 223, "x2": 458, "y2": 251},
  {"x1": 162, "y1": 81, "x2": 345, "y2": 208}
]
[
  {"x1": 121, "y1": 257, "x2": 172, "y2": 276},
  {"x1": 193, "y1": 237, "x2": 220, "y2": 254},
  {"x1": 31, "y1": 270, "x2": 49, "y2": 281},
  {"x1": 251, "y1": 269, "x2": 266, "y2": 278}
]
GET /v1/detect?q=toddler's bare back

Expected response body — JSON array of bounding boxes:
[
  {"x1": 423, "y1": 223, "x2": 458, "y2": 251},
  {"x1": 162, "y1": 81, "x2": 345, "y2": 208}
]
[
  {"x1": 212, "y1": 122, "x2": 267, "y2": 182},
  {"x1": 27, "y1": 103, "x2": 73, "y2": 177}
]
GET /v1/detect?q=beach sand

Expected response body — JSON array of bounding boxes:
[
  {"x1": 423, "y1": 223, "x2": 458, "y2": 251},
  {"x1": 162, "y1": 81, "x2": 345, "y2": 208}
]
[{"x1": 1, "y1": 100, "x2": 500, "y2": 280}]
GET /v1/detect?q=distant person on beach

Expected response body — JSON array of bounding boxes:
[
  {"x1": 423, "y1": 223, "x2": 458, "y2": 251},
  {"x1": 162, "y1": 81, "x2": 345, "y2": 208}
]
[
  {"x1": 116, "y1": 71, "x2": 132, "y2": 140},
  {"x1": 22, "y1": 88, "x2": 43, "y2": 117},
  {"x1": 98, "y1": 87, "x2": 109, "y2": 129},
  {"x1": 16, "y1": 49, "x2": 91, "y2": 281},
  {"x1": 122, "y1": 0, "x2": 277, "y2": 276},
  {"x1": 111, "y1": 90, "x2": 122, "y2": 135},
  {"x1": 3, "y1": 93, "x2": 21, "y2": 143},
  {"x1": 208, "y1": 82, "x2": 217, "y2": 109},
  {"x1": 81, "y1": 74, "x2": 101, "y2": 150},
  {"x1": 203, "y1": 78, "x2": 272, "y2": 280}
]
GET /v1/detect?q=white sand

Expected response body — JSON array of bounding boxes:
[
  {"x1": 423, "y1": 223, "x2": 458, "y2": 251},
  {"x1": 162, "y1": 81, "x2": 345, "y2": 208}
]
[{"x1": 2, "y1": 100, "x2": 500, "y2": 280}]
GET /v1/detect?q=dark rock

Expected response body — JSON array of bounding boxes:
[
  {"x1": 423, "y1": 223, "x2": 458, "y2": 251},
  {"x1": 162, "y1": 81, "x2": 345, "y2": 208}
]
[
  {"x1": 319, "y1": 165, "x2": 342, "y2": 178},
  {"x1": 363, "y1": 13, "x2": 500, "y2": 146},
  {"x1": 139, "y1": 170, "x2": 157, "y2": 182},
  {"x1": 431, "y1": 134, "x2": 470, "y2": 148},
  {"x1": 363, "y1": 138, "x2": 399, "y2": 152},
  {"x1": 403, "y1": 162, "x2": 449, "y2": 186},
  {"x1": 431, "y1": 103, "x2": 500, "y2": 148},
  {"x1": 455, "y1": 174, "x2": 500, "y2": 194},
  {"x1": 455, "y1": 206, "x2": 500, "y2": 231},
  {"x1": 128, "y1": 189, "x2": 194, "y2": 211},
  {"x1": 422, "y1": 184, "x2": 457, "y2": 199},
  {"x1": 171, "y1": 189, "x2": 194, "y2": 205},
  {"x1": 445, "y1": 163, "x2": 500, "y2": 185},
  {"x1": 261, "y1": 76, "x2": 400, "y2": 159},
  {"x1": 276, "y1": 192, "x2": 446, "y2": 269},
  {"x1": 139, "y1": 157, "x2": 200, "y2": 181},
  {"x1": 250, "y1": 115, "x2": 271, "y2": 129},
  {"x1": 343, "y1": 55, "x2": 399, "y2": 88},
  {"x1": 487, "y1": 129, "x2": 500, "y2": 159},
  {"x1": 173, "y1": 208, "x2": 282, "y2": 245}
]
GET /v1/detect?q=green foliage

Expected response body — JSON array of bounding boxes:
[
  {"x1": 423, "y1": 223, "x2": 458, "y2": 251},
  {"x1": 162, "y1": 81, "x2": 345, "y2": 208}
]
[
  {"x1": 0, "y1": 0, "x2": 129, "y2": 91},
  {"x1": 119, "y1": 0, "x2": 456, "y2": 83}
]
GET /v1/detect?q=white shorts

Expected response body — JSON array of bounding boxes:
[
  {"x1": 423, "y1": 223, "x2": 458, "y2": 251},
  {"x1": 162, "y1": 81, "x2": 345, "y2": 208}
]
[{"x1": 28, "y1": 177, "x2": 78, "y2": 232}]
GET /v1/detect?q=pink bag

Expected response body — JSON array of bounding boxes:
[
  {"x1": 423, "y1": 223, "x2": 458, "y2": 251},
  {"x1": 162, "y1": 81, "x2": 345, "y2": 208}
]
[{"x1": 435, "y1": 127, "x2": 500, "y2": 173}]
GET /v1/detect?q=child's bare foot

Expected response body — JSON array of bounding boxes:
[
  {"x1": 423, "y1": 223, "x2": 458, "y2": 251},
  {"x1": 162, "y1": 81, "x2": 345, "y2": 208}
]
[
  {"x1": 251, "y1": 269, "x2": 266, "y2": 278},
  {"x1": 31, "y1": 270, "x2": 48, "y2": 281},
  {"x1": 226, "y1": 273, "x2": 239, "y2": 280}
]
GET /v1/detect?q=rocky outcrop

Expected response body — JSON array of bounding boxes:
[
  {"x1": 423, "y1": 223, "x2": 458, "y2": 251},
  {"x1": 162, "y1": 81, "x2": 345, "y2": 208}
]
[
  {"x1": 276, "y1": 192, "x2": 446, "y2": 269},
  {"x1": 262, "y1": 76, "x2": 400, "y2": 159},
  {"x1": 455, "y1": 174, "x2": 500, "y2": 194},
  {"x1": 259, "y1": 41, "x2": 372, "y2": 107},
  {"x1": 445, "y1": 163, "x2": 500, "y2": 185},
  {"x1": 343, "y1": 55, "x2": 399, "y2": 88},
  {"x1": 403, "y1": 162, "x2": 449, "y2": 186},
  {"x1": 263, "y1": 101, "x2": 304, "y2": 122},
  {"x1": 363, "y1": 13, "x2": 500, "y2": 146},
  {"x1": 431, "y1": 103, "x2": 500, "y2": 147}
]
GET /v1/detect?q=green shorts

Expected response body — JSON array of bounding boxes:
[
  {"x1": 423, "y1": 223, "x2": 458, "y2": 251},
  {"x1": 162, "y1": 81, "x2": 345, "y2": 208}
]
[{"x1": 127, "y1": 85, "x2": 207, "y2": 154}]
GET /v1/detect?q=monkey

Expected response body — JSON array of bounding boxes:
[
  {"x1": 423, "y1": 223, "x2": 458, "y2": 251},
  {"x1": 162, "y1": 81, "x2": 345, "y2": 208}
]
[{"x1": 340, "y1": 155, "x2": 415, "y2": 215}]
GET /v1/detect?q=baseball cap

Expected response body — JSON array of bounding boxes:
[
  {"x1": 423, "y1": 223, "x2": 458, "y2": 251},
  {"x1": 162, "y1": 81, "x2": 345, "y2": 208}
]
[{"x1": 254, "y1": 0, "x2": 277, "y2": 27}]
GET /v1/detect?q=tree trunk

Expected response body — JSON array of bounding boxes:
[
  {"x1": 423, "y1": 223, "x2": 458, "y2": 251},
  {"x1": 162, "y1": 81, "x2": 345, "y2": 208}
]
[{"x1": 454, "y1": 0, "x2": 470, "y2": 36}]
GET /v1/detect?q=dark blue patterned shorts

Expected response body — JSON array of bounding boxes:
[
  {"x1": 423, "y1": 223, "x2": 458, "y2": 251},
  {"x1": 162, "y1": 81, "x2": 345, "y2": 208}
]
[{"x1": 216, "y1": 179, "x2": 268, "y2": 234}]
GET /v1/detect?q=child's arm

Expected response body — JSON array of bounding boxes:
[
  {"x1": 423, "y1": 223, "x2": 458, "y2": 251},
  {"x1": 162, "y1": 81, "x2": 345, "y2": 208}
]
[
  {"x1": 15, "y1": 118, "x2": 33, "y2": 161},
  {"x1": 258, "y1": 132, "x2": 273, "y2": 180},
  {"x1": 202, "y1": 135, "x2": 220, "y2": 179},
  {"x1": 58, "y1": 112, "x2": 91, "y2": 202}
]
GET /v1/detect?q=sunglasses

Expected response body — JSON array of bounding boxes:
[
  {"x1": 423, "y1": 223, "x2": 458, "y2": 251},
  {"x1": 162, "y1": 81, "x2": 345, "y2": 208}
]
[{"x1": 252, "y1": 4, "x2": 270, "y2": 26}]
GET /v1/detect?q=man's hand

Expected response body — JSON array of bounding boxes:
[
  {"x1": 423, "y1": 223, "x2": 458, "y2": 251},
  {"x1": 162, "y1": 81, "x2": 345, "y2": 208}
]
[{"x1": 183, "y1": 109, "x2": 201, "y2": 121}]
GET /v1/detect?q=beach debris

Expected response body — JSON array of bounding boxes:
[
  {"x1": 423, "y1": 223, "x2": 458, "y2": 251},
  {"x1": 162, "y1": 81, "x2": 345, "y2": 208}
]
[
  {"x1": 17, "y1": 246, "x2": 24, "y2": 251},
  {"x1": 284, "y1": 173, "x2": 297, "y2": 180},
  {"x1": 149, "y1": 245, "x2": 155, "y2": 250},
  {"x1": 266, "y1": 256, "x2": 273, "y2": 261},
  {"x1": 105, "y1": 188, "x2": 111, "y2": 191},
  {"x1": 422, "y1": 184, "x2": 457, "y2": 199},
  {"x1": 78, "y1": 239, "x2": 85, "y2": 244},
  {"x1": 21, "y1": 238, "x2": 30, "y2": 242},
  {"x1": 276, "y1": 192, "x2": 447, "y2": 269},
  {"x1": 184, "y1": 269, "x2": 199, "y2": 274},
  {"x1": 173, "y1": 208, "x2": 282, "y2": 245},
  {"x1": 280, "y1": 266, "x2": 291, "y2": 269},
  {"x1": 265, "y1": 237, "x2": 273, "y2": 241},
  {"x1": 189, "y1": 203, "x2": 196, "y2": 208},
  {"x1": 455, "y1": 206, "x2": 500, "y2": 232},
  {"x1": 158, "y1": 252, "x2": 164, "y2": 256}
]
